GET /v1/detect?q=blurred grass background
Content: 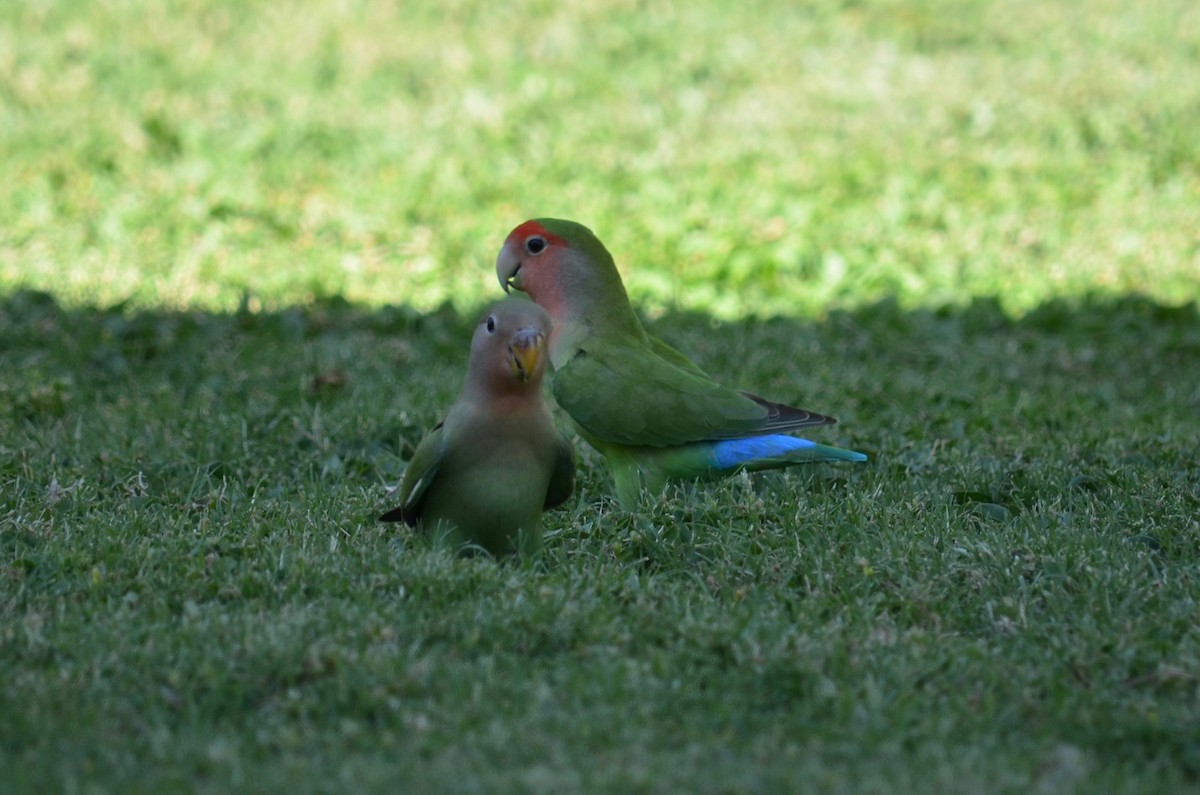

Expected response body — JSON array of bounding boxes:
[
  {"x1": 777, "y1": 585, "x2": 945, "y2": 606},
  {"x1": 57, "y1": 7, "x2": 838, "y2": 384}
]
[{"x1": 3, "y1": 0, "x2": 1197, "y2": 316}]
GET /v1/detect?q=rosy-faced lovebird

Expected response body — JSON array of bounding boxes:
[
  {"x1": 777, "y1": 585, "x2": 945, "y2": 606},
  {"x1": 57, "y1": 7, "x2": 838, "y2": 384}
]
[
  {"x1": 379, "y1": 298, "x2": 575, "y2": 557},
  {"x1": 495, "y1": 218, "x2": 866, "y2": 509}
]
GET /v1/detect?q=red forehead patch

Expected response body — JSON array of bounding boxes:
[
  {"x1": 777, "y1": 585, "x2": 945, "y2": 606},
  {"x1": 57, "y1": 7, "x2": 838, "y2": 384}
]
[{"x1": 511, "y1": 220, "x2": 568, "y2": 247}]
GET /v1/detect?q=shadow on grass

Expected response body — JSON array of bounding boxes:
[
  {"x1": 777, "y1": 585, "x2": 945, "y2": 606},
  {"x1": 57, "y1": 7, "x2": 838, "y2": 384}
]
[
  {"x1": 3, "y1": 284, "x2": 1196, "y2": 439},
  {"x1": 3, "y1": 284, "x2": 1196, "y2": 531},
  {"x1": 3, "y1": 288, "x2": 1199, "y2": 781}
]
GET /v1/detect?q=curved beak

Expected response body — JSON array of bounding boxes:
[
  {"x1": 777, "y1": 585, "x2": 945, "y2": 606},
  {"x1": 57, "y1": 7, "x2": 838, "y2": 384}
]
[
  {"x1": 496, "y1": 243, "x2": 522, "y2": 294},
  {"x1": 508, "y1": 327, "x2": 545, "y2": 382}
]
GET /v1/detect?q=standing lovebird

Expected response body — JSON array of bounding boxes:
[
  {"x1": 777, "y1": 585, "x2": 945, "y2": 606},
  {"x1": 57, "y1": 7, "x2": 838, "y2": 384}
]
[
  {"x1": 379, "y1": 298, "x2": 575, "y2": 557},
  {"x1": 495, "y1": 218, "x2": 866, "y2": 509}
]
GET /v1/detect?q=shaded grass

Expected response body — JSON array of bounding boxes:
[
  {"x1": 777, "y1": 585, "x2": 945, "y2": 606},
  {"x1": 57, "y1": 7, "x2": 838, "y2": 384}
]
[{"x1": 2, "y1": 290, "x2": 1198, "y2": 792}]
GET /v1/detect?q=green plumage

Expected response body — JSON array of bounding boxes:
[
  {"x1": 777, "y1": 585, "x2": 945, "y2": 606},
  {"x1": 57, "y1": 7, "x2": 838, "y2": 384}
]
[
  {"x1": 551, "y1": 340, "x2": 773, "y2": 446},
  {"x1": 497, "y1": 218, "x2": 865, "y2": 509},
  {"x1": 380, "y1": 299, "x2": 575, "y2": 557}
]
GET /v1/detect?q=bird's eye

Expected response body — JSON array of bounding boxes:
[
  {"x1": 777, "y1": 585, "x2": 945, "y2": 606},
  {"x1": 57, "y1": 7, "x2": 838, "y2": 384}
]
[
  {"x1": 485, "y1": 316, "x2": 496, "y2": 333},
  {"x1": 525, "y1": 236, "x2": 547, "y2": 255}
]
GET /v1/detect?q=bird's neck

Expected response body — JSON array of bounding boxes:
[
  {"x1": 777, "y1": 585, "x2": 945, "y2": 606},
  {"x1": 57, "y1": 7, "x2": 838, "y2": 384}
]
[
  {"x1": 458, "y1": 378, "x2": 544, "y2": 415},
  {"x1": 548, "y1": 303, "x2": 649, "y2": 370},
  {"x1": 548, "y1": 317, "x2": 587, "y2": 369}
]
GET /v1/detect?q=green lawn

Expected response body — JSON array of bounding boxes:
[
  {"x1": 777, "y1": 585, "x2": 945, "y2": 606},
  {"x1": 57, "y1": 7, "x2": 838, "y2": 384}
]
[{"x1": 2, "y1": 0, "x2": 1199, "y2": 793}]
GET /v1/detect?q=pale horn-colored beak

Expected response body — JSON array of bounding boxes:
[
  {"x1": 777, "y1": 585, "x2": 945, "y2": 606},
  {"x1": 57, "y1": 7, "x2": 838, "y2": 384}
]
[{"x1": 496, "y1": 244, "x2": 522, "y2": 294}]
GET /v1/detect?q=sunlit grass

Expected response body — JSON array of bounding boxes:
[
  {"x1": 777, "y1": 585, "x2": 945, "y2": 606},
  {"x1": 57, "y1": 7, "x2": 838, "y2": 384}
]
[{"x1": 2, "y1": 0, "x2": 1197, "y2": 316}]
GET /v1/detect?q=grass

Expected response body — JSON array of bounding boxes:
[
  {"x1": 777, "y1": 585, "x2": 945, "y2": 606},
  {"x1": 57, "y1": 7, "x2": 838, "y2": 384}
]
[
  {"x1": 2, "y1": 0, "x2": 1199, "y2": 792},
  {"x1": 2, "y1": 0, "x2": 1198, "y2": 315},
  {"x1": 4, "y1": 293, "x2": 1198, "y2": 793}
]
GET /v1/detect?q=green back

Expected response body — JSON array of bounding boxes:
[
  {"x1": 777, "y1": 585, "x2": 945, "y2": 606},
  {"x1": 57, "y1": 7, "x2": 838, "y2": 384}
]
[{"x1": 552, "y1": 338, "x2": 767, "y2": 447}]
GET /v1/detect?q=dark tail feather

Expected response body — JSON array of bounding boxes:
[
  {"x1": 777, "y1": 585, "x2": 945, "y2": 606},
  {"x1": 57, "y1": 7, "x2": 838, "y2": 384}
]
[
  {"x1": 740, "y1": 391, "x2": 838, "y2": 433},
  {"x1": 379, "y1": 505, "x2": 416, "y2": 525}
]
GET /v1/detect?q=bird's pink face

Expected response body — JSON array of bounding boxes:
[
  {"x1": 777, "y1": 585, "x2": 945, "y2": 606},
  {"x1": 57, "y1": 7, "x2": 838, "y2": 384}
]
[{"x1": 495, "y1": 220, "x2": 571, "y2": 319}]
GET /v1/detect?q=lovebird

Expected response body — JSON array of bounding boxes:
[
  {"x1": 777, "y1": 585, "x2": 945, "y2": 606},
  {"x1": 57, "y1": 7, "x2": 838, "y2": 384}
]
[
  {"x1": 495, "y1": 218, "x2": 866, "y2": 509},
  {"x1": 379, "y1": 298, "x2": 575, "y2": 557}
]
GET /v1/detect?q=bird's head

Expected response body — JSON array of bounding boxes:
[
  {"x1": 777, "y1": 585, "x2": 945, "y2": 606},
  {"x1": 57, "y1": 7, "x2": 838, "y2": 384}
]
[
  {"x1": 495, "y1": 218, "x2": 627, "y2": 324},
  {"x1": 470, "y1": 298, "x2": 552, "y2": 392}
]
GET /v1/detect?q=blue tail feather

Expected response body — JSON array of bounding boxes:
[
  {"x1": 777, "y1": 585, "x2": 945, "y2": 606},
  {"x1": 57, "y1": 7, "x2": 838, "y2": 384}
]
[{"x1": 711, "y1": 435, "x2": 867, "y2": 471}]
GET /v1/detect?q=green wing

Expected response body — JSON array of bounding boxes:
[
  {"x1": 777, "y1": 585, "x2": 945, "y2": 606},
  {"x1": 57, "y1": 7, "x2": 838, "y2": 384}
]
[
  {"x1": 552, "y1": 340, "x2": 771, "y2": 447},
  {"x1": 543, "y1": 434, "x2": 576, "y2": 510},
  {"x1": 379, "y1": 423, "x2": 446, "y2": 525},
  {"x1": 648, "y1": 334, "x2": 711, "y2": 379}
]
